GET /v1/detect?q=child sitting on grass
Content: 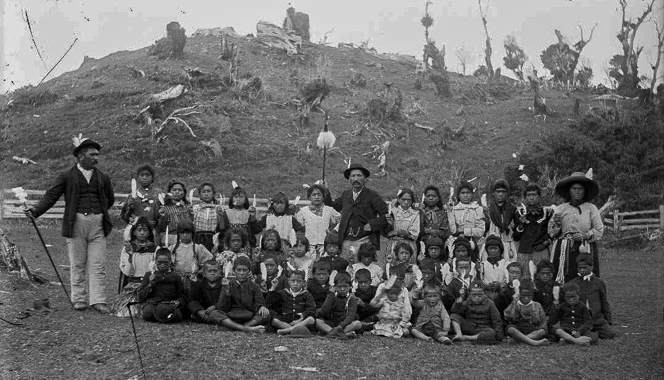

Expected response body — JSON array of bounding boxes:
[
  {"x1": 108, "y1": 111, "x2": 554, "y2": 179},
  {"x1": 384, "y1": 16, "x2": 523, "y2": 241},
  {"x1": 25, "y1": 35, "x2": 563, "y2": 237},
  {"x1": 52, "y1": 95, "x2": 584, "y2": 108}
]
[
  {"x1": 351, "y1": 242, "x2": 383, "y2": 286},
  {"x1": 269, "y1": 270, "x2": 316, "y2": 335},
  {"x1": 370, "y1": 271, "x2": 412, "y2": 338},
  {"x1": 549, "y1": 282, "x2": 594, "y2": 345},
  {"x1": 533, "y1": 259, "x2": 560, "y2": 316},
  {"x1": 503, "y1": 279, "x2": 549, "y2": 346},
  {"x1": 567, "y1": 253, "x2": 615, "y2": 340},
  {"x1": 307, "y1": 261, "x2": 333, "y2": 313},
  {"x1": 137, "y1": 248, "x2": 186, "y2": 323},
  {"x1": 411, "y1": 283, "x2": 452, "y2": 345},
  {"x1": 217, "y1": 256, "x2": 271, "y2": 332},
  {"x1": 450, "y1": 281, "x2": 503, "y2": 343},
  {"x1": 315, "y1": 272, "x2": 363, "y2": 338},
  {"x1": 353, "y1": 268, "x2": 379, "y2": 323}
]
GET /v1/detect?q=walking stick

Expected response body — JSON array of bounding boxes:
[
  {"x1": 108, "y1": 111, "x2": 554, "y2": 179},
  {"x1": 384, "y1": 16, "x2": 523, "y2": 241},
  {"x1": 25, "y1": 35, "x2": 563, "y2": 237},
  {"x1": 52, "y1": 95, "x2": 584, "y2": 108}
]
[
  {"x1": 316, "y1": 111, "x2": 336, "y2": 183},
  {"x1": 12, "y1": 187, "x2": 74, "y2": 308},
  {"x1": 127, "y1": 302, "x2": 147, "y2": 380}
]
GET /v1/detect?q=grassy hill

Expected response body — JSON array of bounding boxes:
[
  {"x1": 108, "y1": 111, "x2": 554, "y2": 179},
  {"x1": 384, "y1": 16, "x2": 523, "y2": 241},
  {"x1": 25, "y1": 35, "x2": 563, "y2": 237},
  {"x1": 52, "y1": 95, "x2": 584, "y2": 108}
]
[{"x1": 1, "y1": 33, "x2": 589, "y2": 199}]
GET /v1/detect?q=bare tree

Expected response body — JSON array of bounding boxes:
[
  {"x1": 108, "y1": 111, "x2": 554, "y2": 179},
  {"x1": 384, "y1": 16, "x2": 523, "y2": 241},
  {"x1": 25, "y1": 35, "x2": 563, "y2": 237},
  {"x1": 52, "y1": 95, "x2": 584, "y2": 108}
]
[
  {"x1": 567, "y1": 23, "x2": 597, "y2": 86},
  {"x1": 421, "y1": 0, "x2": 434, "y2": 71},
  {"x1": 455, "y1": 45, "x2": 473, "y2": 76},
  {"x1": 478, "y1": 0, "x2": 494, "y2": 80},
  {"x1": 650, "y1": 20, "x2": 664, "y2": 93},
  {"x1": 615, "y1": 0, "x2": 655, "y2": 96}
]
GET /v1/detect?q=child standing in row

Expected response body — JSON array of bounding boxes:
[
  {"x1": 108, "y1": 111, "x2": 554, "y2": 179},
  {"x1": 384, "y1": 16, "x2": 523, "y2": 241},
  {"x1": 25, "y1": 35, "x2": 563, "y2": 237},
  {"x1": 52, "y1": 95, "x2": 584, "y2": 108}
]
[
  {"x1": 478, "y1": 235, "x2": 509, "y2": 302},
  {"x1": 296, "y1": 184, "x2": 340, "y2": 254},
  {"x1": 384, "y1": 242, "x2": 421, "y2": 291},
  {"x1": 120, "y1": 164, "x2": 160, "y2": 239},
  {"x1": 224, "y1": 187, "x2": 259, "y2": 248},
  {"x1": 533, "y1": 259, "x2": 560, "y2": 315},
  {"x1": 448, "y1": 181, "x2": 485, "y2": 262},
  {"x1": 513, "y1": 183, "x2": 554, "y2": 279},
  {"x1": 287, "y1": 236, "x2": 315, "y2": 280},
  {"x1": 216, "y1": 229, "x2": 250, "y2": 279},
  {"x1": 157, "y1": 180, "x2": 193, "y2": 246},
  {"x1": 254, "y1": 192, "x2": 305, "y2": 246},
  {"x1": 192, "y1": 182, "x2": 225, "y2": 251},
  {"x1": 483, "y1": 179, "x2": 518, "y2": 262},
  {"x1": 418, "y1": 185, "x2": 451, "y2": 258},
  {"x1": 384, "y1": 189, "x2": 420, "y2": 265}
]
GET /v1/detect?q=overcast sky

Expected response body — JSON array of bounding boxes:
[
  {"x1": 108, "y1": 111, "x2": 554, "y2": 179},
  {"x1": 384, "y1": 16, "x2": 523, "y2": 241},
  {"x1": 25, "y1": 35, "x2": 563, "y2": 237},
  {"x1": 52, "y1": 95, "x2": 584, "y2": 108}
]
[{"x1": 2, "y1": 0, "x2": 663, "y2": 93}]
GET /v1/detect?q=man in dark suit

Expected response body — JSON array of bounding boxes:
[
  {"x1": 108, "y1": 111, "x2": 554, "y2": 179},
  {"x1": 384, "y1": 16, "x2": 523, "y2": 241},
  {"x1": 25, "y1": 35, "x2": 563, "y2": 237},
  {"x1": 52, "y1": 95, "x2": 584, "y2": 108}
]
[
  {"x1": 326, "y1": 163, "x2": 388, "y2": 262},
  {"x1": 26, "y1": 137, "x2": 115, "y2": 313}
]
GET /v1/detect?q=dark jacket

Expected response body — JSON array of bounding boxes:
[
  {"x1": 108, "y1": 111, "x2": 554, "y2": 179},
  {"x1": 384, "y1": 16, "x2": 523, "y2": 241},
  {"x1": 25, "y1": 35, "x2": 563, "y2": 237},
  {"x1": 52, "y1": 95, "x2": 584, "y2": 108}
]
[
  {"x1": 32, "y1": 165, "x2": 115, "y2": 238},
  {"x1": 268, "y1": 288, "x2": 316, "y2": 319},
  {"x1": 327, "y1": 188, "x2": 388, "y2": 248},
  {"x1": 307, "y1": 278, "x2": 332, "y2": 309},
  {"x1": 548, "y1": 301, "x2": 593, "y2": 335},
  {"x1": 567, "y1": 275, "x2": 612, "y2": 325},
  {"x1": 319, "y1": 293, "x2": 359, "y2": 328},
  {"x1": 218, "y1": 280, "x2": 266, "y2": 313},
  {"x1": 188, "y1": 279, "x2": 223, "y2": 314},
  {"x1": 451, "y1": 297, "x2": 503, "y2": 339},
  {"x1": 137, "y1": 271, "x2": 187, "y2": 305}
]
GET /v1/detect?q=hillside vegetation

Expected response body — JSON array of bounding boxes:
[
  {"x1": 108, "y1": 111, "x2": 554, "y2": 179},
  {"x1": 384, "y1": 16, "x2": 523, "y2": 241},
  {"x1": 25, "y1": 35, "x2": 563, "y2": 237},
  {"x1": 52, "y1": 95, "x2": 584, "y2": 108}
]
[{"x1": 1, "y1": 33, "x2": 617, "y2": 200}]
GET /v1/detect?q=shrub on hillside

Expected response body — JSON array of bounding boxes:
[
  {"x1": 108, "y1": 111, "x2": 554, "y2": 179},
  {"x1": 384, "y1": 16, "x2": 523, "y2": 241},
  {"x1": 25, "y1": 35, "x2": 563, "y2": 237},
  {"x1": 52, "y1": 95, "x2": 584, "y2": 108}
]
[
  {"x1": 10, "y1": 86, "x2": 58, "y2": 107},
  {"x1": 517, "y1": 107, "x2": 664, "y2": 209}
]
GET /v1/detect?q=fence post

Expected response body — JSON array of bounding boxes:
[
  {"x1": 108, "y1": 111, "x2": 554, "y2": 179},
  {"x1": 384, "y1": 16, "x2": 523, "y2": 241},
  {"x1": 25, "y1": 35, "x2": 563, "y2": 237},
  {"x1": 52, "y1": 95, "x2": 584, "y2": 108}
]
[
  {"x1": 613, "y1": 209, "x2": 620, "y2": 237},
  {"x1": 660, "y1": 205, "x2": 664, "y2": 231}
]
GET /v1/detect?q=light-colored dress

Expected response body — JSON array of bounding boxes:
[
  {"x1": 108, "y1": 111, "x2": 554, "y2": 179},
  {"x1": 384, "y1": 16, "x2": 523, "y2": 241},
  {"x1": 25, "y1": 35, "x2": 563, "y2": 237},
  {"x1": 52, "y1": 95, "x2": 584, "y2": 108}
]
[
  {"x1": 370, "y1": 285, "x2": 412, "y2": 338},
  {"x1": 382, "y1": 206, "x2": 421, "y2": 265},
  {"x1": 447, "y1": 201, "x2": 486, "y2": 255},
  {"x1": 111, "y1": 241, "x2": 155, "y2": 317},
  {"x1": 295, "y1": 205, "x2": 341, "y2": 249}
]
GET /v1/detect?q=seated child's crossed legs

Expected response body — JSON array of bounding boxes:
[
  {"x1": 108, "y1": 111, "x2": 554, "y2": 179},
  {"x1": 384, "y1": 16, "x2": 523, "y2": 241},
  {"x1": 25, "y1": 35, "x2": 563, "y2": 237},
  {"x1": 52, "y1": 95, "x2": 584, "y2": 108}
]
[
  {"x1": 272, "y1": 313, "x2": 315, "y2": 335},
  {"x1": 506, "y1": 324, "x2": 548, "y2": 346},
  {"x1": 450, "y1": 315, "x2": 497, "y2": 342},
  {"x1": 555, "y1": 328, "x2": 596, "y2": 346},
  {"x1": 411, "y1": 322, "x2": 451, "y2": 344}
]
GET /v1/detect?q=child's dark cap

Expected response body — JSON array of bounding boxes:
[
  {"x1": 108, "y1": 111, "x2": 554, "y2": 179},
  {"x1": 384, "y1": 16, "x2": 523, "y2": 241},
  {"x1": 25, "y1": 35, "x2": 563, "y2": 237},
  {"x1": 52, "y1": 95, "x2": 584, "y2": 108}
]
[
  {"x1": 425, "y1": 237, "x2": 444, "y2": 249},
  {"x1": 575, "y1": 253, "x2": 593, "y2": 266}
]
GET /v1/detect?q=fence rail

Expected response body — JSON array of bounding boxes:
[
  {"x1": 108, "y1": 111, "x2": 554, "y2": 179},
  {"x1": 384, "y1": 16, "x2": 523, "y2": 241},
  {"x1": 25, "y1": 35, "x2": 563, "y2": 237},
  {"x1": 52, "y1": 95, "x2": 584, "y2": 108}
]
[
  {"x1": 0, "y1": 189, "x2": 310, "y2": 221},
  {"x1": 603, "y1": 205, "x2": 664, "y2": 236}
]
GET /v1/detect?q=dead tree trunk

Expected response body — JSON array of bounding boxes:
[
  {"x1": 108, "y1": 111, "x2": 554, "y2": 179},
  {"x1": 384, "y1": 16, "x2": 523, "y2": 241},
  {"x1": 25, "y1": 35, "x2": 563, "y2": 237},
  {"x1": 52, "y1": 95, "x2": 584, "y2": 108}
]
[
  {"x1": 617, "y1": 0, "x2": 654, "y2": 96},
  {"x1": 651, "y1": 21, "x2": 664, "y2": 94},
  {"x1": 529, "y1": 70, "x2": 548, "y2": 115},
  {"x1": 568, "y1": 23, "x2": 597, "y2": 87},
  {"x1": 0, "y1": 228, "x2": 46, "y2": 283},
  {"x1": 478, "y1": 0, "x2": 494, "y2": 80}
]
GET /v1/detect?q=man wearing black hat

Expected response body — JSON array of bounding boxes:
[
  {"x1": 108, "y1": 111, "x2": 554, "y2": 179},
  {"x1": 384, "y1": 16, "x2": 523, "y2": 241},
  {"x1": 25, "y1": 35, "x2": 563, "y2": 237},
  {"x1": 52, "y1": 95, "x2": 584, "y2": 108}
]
[
  {"x1": 25, "y1": 136, "x2": 115, "y2": 313},
  {"x1": 326, "y1": 163, "x2": 388, "y2": 262}
]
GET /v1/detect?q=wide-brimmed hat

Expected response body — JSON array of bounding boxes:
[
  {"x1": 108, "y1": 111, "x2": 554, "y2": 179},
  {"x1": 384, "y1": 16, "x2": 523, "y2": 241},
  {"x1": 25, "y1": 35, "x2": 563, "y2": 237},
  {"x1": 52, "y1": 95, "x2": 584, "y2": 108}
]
[
  {"x1": 554, "y1": 171, "x2": 599, "y2": 201},
  {"x1": 344, "y1": 163, "x2": 370, "y2": 179},
  {"x1": 72, "y1": 138, "x2": 101, "y2": 157}
]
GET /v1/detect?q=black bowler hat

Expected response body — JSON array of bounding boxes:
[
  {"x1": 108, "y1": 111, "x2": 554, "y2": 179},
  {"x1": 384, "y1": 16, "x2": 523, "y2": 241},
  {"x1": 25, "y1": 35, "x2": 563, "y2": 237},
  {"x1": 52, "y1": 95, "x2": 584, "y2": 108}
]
[
  {"x1": 343, "y1": 163, "x2": 370, "y2": 179},
  {"x1": 72, "y1": 134, "x2": 101, "y2": 157}
]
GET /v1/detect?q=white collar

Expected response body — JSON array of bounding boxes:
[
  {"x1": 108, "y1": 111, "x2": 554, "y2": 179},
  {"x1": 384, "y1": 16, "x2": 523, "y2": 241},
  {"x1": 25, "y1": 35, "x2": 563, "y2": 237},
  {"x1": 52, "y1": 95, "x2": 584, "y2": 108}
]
[{"x1": 578, "y1": 273, "x2": 593, "y2": 281}]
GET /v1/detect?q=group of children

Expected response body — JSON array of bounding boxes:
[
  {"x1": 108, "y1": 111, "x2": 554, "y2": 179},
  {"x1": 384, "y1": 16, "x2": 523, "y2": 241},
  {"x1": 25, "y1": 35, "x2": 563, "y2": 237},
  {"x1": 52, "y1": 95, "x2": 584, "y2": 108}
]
[{"x1": 111, "y1": 165, "x2": 615, "y2": 345}]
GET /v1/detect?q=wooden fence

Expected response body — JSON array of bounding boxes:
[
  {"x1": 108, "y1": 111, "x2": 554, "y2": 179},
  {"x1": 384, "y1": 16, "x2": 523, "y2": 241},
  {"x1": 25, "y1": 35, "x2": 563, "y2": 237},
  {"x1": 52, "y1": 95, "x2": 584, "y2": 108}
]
[
  {"x1": 0, "y1": 189, "x2": 310, "y2": 221},
  {"x1": 603, "y1": 206, "x2": 664, "y2": 236}
]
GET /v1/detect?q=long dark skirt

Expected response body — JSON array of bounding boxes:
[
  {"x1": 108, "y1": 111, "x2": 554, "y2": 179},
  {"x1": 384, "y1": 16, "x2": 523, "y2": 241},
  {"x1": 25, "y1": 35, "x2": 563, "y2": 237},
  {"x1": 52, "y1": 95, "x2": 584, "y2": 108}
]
[{"x1": 551, "y1": 239, "x2": 600, "y2": 283}]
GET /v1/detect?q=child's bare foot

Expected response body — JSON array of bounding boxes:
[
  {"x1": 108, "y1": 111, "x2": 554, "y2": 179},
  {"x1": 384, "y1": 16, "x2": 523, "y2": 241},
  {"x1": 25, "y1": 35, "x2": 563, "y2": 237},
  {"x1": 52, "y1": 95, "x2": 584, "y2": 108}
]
[
  {"x1": 345, "y1": 331, "x2": 357, "y2": 339},
  {"x1": 245, "y1": 325, "x2": 266, "y2": 334},
  {"x1": 533, "y1": 338, "x2": 549, "y2": 346},
  {"x1": 452, "y1": 335, "x2": 464, "y2": 342},
  {"x1": 277, "y1": 328, "x2": 290, "y2": 335},
  {"x1": 576, "y1": 336, "x2": 592, "y2": 346},
  {"x1": 438, "y1": 336, "x2": 452, "y2": 345}
]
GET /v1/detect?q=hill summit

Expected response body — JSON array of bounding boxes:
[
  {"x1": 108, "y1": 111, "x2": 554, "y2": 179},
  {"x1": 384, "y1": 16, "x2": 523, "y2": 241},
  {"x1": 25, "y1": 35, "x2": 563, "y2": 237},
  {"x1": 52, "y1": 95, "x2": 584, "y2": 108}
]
[{"x1": 1, "y1": 25, "x2": 582, "y2": 199}]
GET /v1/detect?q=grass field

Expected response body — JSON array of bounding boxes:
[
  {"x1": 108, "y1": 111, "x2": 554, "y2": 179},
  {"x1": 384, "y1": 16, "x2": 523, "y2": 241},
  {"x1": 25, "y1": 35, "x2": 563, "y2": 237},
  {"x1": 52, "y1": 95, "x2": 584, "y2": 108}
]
[{"x1": 1, "y1": 221, "x2": 663, "y2": 380}]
